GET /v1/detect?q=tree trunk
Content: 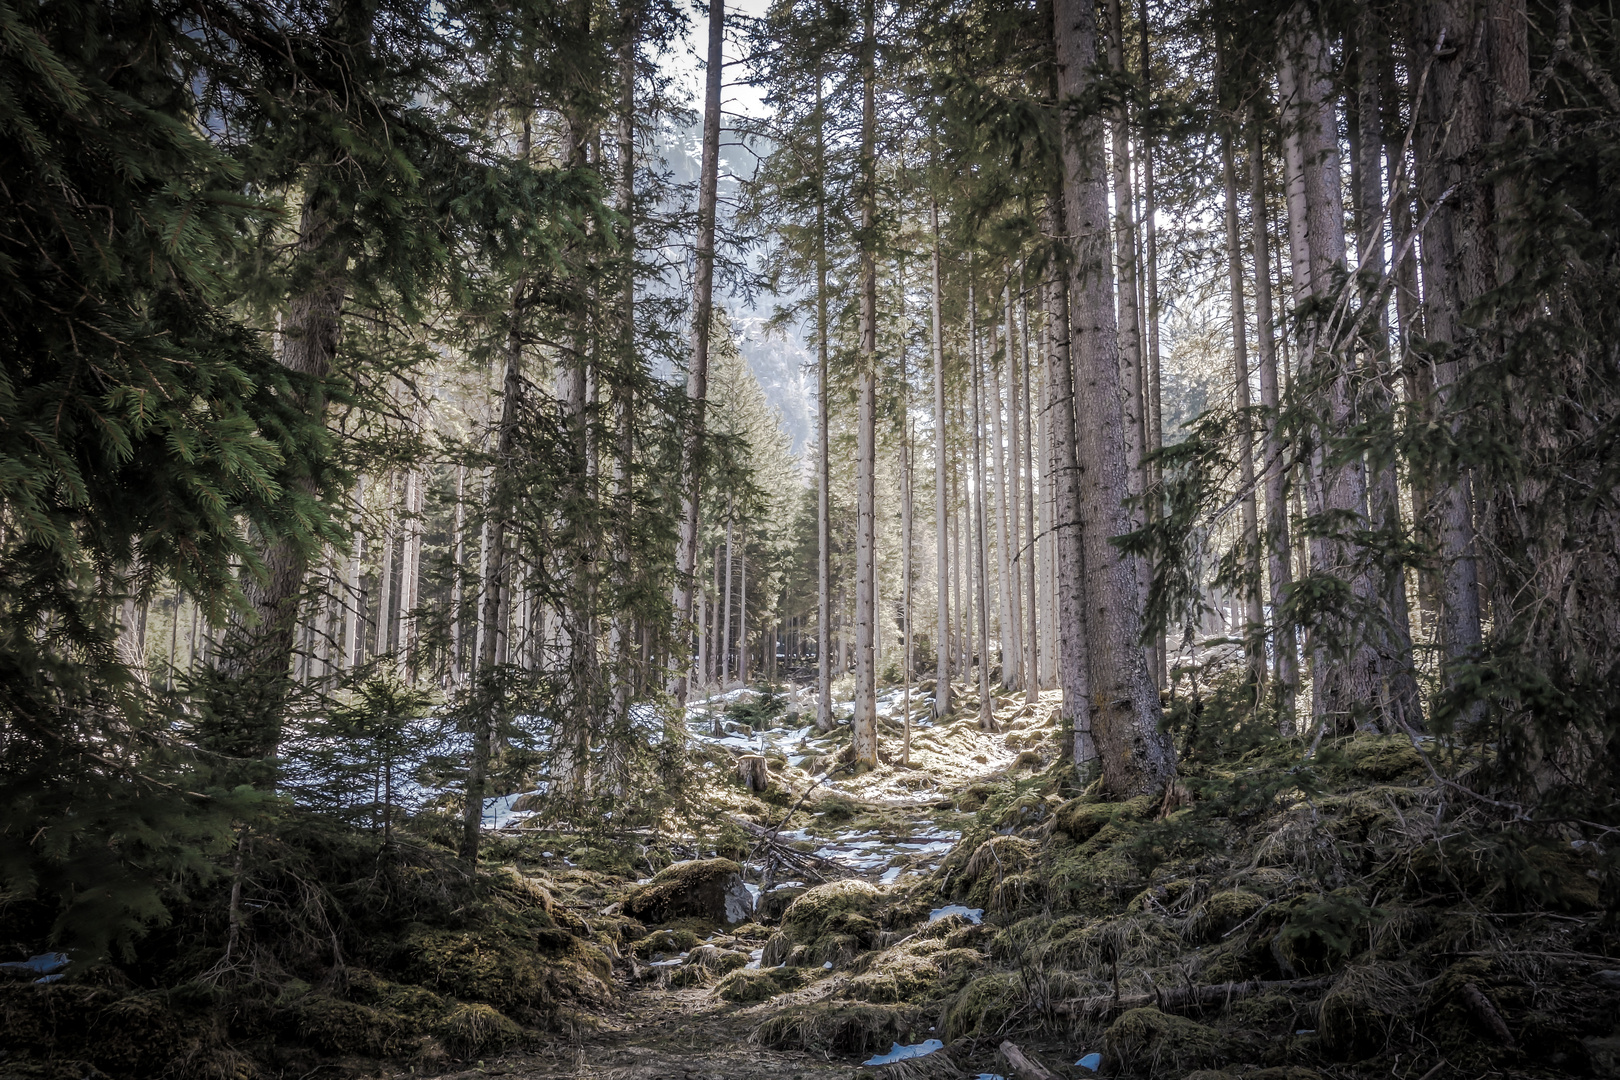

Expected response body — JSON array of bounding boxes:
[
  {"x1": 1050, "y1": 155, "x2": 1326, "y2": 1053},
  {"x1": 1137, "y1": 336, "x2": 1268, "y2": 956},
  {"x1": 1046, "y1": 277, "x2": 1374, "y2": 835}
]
[
  {"x1": 931, "y1": 196, "x2": 953, "y2": 717},
  {"x1": 1050, "y1": 0, "x2": 1175, "y2": 793},
  {"x1": 968, "y1": 278, "x2": 996, "y2": 732},
  {"x1": 1019, "y1": 277, "x2": 1039, "y2": 696},
  {"x1": 1248, "y1": 115, "x2": 1298, "y2": 728},
  {"x1": 988, "y1": 305, "x2": 1020, "y2": 692},
  {"x1": 814, "y1": 49, "x2": 835, "y2": 734},
  {"x1": 345, "y1": 476, "x2": 367, "y2": 670},
  {"x1": 1410, "y1": 0, "x2": 1484, "y2": 707},
  {"x1": 669, "y1": 0, "x2": 724, "y2": 709},
  {"x1": 1042, "y1": 191, "x2": 1093, "y2": 766},
  {"x1": 851, "y1": 0, "x2": 879, "y2": 769},
  {"x1": 723, "y1": 513, "x2": 735, "y2": 687},
  {"x1": 1218, "y1": 88, "x2": 1265, "y2": 693}
]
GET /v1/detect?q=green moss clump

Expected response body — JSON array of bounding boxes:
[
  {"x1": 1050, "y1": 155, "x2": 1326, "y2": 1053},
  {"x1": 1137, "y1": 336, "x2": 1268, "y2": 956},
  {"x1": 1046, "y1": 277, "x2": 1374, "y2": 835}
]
[
  {"x1": 713, "y1": 966, "x2": 805, "y2": 1003},
  {"x1": 633, "y1": 927, "x2": 700, "y2": 958},
  {"x1": 284, "y1": 995, "x2": 410, "y2": 1058},
  {"x1": 622, "y1": 858, "x2": 747, "y2": 926},
  {"x1": 400, "y1": 924, "x2": 610, "y2": 1013},
  {"x1": 1054, "y1": 794, "x2": 1156, "y2": 843},
  {"x1": 433, "y1": 1002, "x2": 523, "y2": 1058},
  {"x1": 1185, "y1": 890, "x2": 1265, "y2": 944},
  {"x1": 751, "y1": 1002, "x2": 911, "y2": 1055},
  {"x1": 941, "y1": 972, "x2": 1024, "y2": 1040},
  {"x1": 760, "y1": 879, "x2": 885, "y2": 967},
  {"x1": 1103, "y1": 1007, "x2": 1227, "y2": 1074},
  {"x1": 845, "y1": 951, "x2": 943, "y2": 1003},
  {"x1": 1322, "y1": 735, "x2": 1426, "y2": 783}
]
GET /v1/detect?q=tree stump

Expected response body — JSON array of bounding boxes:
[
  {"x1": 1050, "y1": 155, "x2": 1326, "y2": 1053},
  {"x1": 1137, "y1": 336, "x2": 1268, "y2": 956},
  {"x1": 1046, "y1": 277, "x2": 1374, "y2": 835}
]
[{"x1": 736, "y1": 754, "x2": 769, "y2": 792}]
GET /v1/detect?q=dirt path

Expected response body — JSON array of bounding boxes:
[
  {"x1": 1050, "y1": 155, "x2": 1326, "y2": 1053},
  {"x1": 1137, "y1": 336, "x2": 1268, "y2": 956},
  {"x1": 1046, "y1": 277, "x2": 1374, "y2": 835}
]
[{"x1": 415, "y1": 688, "x2": 1057, "y2": 1080}]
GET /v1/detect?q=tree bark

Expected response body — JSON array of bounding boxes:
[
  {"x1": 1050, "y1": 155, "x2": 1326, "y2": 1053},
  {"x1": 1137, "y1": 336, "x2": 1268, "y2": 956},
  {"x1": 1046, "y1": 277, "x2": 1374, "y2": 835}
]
[
  {"x1": 851, "y1": 0, "x2": 879, "y2": 769},
  {"x1": 930, "y1": 196, "x2": 953, "y2": 717},
  {"x1": 988, "y1": 306, "x2": 1020, "y2": 691},
  {"x1": 1410, "y1": 0, "x2": 1484, "y2": 707},
  {"x1": 814, "y1": 48, "x2": 835, "y2": 734},
  {"x1": 1218, "y1": 86, "x2": 1265, "y2": 693},
  {"x1": 1050, "y1": 0, "x2": 1175, "y2": 793},
  {"x1": 1042, "y1": 193, "x2": 1093, "y2": 766},
  {"x1": 1248, "y1": 114, "x2": 1298, "y2": 727},
  {"x1": 669, "y1": 0, "x2": 724, "y2": 709},
  {"x1": 968, "y1": 279, "x2": 997, "y2": 731}
]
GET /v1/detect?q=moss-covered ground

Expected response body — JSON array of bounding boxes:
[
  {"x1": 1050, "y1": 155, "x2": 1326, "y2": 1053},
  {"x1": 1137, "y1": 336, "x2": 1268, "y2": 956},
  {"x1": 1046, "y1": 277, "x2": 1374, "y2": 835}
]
[{"x1": 5, "y1": 681, "x2": 1616, "y2": 1080}]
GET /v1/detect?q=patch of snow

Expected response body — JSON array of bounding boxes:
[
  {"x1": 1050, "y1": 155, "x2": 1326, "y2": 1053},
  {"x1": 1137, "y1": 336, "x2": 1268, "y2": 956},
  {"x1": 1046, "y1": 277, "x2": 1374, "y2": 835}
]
[{"x1": 862, "y1": 1040, "x2": 945, "y2": 1066}]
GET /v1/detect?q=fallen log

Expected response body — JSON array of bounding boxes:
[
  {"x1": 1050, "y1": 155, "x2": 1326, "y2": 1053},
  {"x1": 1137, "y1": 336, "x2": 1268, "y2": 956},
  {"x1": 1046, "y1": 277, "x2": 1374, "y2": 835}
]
[
  {"x1": 1054, "y1": 975, "x2": 1334, "y2": 1020},
  {"x1": 998, "y1": 1040, "x2": 1061, "y2": 1080}
]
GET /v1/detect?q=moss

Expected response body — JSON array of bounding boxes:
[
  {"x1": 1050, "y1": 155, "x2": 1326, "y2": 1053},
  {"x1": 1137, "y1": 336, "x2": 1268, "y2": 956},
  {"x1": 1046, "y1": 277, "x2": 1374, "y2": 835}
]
[
  {"x1": 400, "y1": 924, "x2": 610, "y2": 1013},
  {"x1": 633, "y1": 927, "x2": 701, "y2": 959},
  {"x1": 845, "y1": 951, "x2": 943, "y2": 1003},
  {"x1": 751, "y1": 1002, "x2": 912, "y2": 1055},
  {"x1": 1321, "y1": 735, "x2": 1426, "y2": 784},
  {"x1": 1054, "y1": 794, "x2": 1156, "y2": 843},
  {"x1": 433, "y1": 1002, "x2": 523, "y2": 1058},
  {"x1": 285, "y1": 995, "x2": 411, "y2": 1057},
  {"x1": 1185, "y1": 890, "x2": 1265, "y2": 944},
  {"x1": 713, "y1": 966, "x2": 805, "y2": 1003},
  {"x1": 759, "y1": 879, "x2": 886, "y2": 967},
  {"x1": 941, "y1": 972, "x2": 1025, "y2": 1040},
  {"x1": 1103, "y1": 1007, "x2": 1227, "y2": 1074},
  {"x1": 1318, "y1": 964, "x2": 1410, "y2": 1061},
  {"x1": 622, "y1": 858, "x2": 748, "y2": 926}
]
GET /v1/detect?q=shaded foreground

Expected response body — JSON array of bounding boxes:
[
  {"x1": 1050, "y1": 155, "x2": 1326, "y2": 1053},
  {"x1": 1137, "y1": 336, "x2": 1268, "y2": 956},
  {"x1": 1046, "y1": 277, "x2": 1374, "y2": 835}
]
[{"x1": 4, "y1": 684, "x2": 1618, "y2": 1080}]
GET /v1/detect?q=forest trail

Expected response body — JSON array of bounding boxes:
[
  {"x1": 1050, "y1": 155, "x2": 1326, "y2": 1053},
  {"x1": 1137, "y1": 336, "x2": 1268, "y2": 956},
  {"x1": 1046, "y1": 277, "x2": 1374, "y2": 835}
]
[{"x1": 411, "y1": 685, "x2": 1055, "y2": 1080}]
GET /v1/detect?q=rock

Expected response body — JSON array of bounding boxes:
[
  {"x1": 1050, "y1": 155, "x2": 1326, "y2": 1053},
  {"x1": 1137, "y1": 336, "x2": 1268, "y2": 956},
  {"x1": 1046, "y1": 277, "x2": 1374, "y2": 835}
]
[
  {"x1": 1589, "y1": 970, "x2": 1620, "y2": 990},
  {"x1": 622, "y1": 858, "x2": 754, "y2": 927}
]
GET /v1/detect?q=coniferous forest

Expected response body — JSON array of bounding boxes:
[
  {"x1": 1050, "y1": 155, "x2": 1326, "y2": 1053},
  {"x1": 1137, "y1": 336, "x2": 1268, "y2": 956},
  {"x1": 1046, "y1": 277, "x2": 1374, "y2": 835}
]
[{"x1": 3, "y1": 0, "x2": 1620, "y2": 1076}]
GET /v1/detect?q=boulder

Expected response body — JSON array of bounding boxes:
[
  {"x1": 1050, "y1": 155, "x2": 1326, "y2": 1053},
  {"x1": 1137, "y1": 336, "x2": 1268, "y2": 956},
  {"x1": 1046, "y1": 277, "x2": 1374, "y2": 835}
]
[{"x1": 623, "y1": 858, "x2": 753, "y2": 926}]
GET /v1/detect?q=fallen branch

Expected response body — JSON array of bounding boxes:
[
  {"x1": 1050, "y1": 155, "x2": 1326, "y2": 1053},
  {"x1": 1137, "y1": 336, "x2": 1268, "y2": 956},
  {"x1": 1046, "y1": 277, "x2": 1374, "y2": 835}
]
[
  {"x1": 1054, "y1": 976, "x2": 1334, "y2": 1019},
  {"x1": 998, "y1": 1040, "x2": 1061, "y2": 1080}
]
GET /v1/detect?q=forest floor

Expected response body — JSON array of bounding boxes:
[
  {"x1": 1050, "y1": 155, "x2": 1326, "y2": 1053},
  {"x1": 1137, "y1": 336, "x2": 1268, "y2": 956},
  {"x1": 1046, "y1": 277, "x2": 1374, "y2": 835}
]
[{"x1": 396, "y1": 684, "x2": 1058, "y2": 1080}]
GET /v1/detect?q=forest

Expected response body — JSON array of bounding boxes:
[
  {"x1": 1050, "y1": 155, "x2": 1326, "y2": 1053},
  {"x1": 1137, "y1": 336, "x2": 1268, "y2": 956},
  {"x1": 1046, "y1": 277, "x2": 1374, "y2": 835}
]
[{"x1": 2, "y1": 0, "x2": 1619, "y2": 1076}]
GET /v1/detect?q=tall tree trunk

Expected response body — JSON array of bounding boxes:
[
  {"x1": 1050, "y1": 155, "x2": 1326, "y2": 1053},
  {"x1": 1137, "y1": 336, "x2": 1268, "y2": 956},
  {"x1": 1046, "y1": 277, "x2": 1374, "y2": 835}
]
[
  {"x1": 738, "y1": 535, "x2": 748, "y2": 685},
  {"x1": 1105, "y1": 0, "x2": 1152, "y2": 674},
  {"x1": 374, "y1": 472, "x2": 396, "y2": 658},
  {"x1": 1004, "y1": 283, "x2": 1028, "y2": 694},
  {"x1": 606, "y1": 4, "x2": 640, "y2": 780},
  {"x1": 851, "y1": 0, "x2": 879, "y2": 768},
  {"x1": 1051, "y1": 0, "x2": 1175, "y2": 793},
  {"x1": 931, "y1": 196, "x2": 953, "y2": 716},
  {"x1": 1281, "y1": 3, "x2": 1385, "y2": 732},
  {"x1": 968, "y1": 278, "x2": 995, "y2": 731},
  {"x1": 722, "y1": 513, "x2": 735, "y2": 687},
  {"x1": 345, "y1": 476, "x2": 367, "y2": 670},
  {"x1": 669, "y1": 0, "x2": 724, "y2": 709},
  {"x1": 1218, "y1": 81, "x2": 1265, "y2": 693},
  {"x1": 460, "y1": 266, "x2": 526, "y2": 862},
  {"x1": 988, "y1": 308, "x2": 1020, "y2": 691},
  {"x1": 1042, "y1": 191, "x2": 1094, "y2": 766},
  {"x1": 1019, "y1": 277, "x2": 1039, "y2": 695},
  {"x1": 1248, "y1": 115, "x2": 1299, "y2": 727},
  {"x1": 1352, "y1": 19, "x2": 1424, "y2": 731},
  {"x1": 1409, "y1": 0, "x2": 1484, "y2": 712}
]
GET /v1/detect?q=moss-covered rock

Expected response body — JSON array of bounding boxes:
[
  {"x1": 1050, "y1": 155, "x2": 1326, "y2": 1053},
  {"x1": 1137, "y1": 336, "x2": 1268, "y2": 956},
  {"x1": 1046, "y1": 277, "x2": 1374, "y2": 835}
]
[
  {"x1": 1185, "y1": 890, "x2": 1265, "y2": 944},
  {"x1": 1054, "y1": 794, "x2": 1156, "y2": 843},
  {"x1": 713, "y1": 966, "x2": 805, "y2": 1003},
  {"x1": 622, "y1": 858, "x2": 754, "y2": 927},
  {"x1": 433, "y1": 1002, "x2": 523, "y2": 1058},
  {"x1": 760, "y1": 879, "x2": 885, "y2": 967},
  {"x1": 632, "y1": 927, "x2": 700, "y2": 959},
  {"x1": 285, "y1": 995, "x2": 411, "y2": 1057},
  {"x1": 1318, "y1": 964, "x2": 1413, "y2": 1061},
  {"x1": 399, "y1": 924, "x2": 610, "y2": 1013},
  {"x1": 941, "y1": 971, "x2": 1024, "y2": 1040},
  {"x1": 751, "y1": 1002, "x2": 912, "y2": 1055},
  {"x1": 1103, "y1": 1007, "x2": 1227, "y2": 1074}
]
